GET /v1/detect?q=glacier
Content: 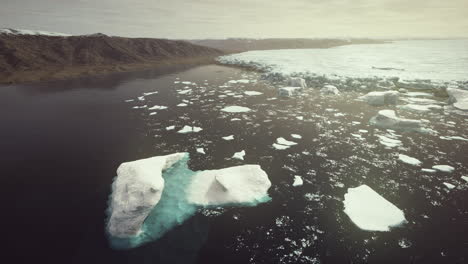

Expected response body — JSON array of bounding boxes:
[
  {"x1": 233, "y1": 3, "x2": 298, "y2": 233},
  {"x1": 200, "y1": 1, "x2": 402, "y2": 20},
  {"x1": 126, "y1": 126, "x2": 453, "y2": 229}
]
[{"x1": 106, "y1": 153, "x2": 271, "y2": 249}]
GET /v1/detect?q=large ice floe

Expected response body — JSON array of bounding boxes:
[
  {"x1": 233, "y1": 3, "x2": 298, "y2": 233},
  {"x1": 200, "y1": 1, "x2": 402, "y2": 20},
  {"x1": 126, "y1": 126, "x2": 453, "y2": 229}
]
[
  {"x1": 359, "y1": 91, "x2": 399, "y2": 106},
  {"x1": 106, "y1": 153, "x2": 271, "y2": 249},
  {"x1": 370, "y1": 110, "x2": 424, "y2": 132},
  {"x1": 446, "y1": 88, "x2": 468, "y2": 111},
  {"x1": 343, "y1": 185, "x2": 407, "y2": 231}
]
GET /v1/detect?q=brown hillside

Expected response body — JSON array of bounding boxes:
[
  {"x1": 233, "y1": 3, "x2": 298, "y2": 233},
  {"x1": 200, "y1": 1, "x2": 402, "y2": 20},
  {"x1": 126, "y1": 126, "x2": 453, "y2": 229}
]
[{"x1": 0, "y1": 34, "x2": 223, "y2": 84}]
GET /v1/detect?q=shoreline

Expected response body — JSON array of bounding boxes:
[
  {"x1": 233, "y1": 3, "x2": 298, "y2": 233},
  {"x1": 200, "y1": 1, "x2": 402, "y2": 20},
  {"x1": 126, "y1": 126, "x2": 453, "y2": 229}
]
[{"x1": 0, "y1": 56, "x2": 220, "y2": 85}]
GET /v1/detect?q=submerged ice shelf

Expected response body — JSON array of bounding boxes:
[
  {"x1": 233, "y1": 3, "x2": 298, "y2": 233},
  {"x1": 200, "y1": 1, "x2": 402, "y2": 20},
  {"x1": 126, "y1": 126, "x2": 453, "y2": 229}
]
[{"x1": 106, "y1": 153, "x2": 271, "y2": 249}]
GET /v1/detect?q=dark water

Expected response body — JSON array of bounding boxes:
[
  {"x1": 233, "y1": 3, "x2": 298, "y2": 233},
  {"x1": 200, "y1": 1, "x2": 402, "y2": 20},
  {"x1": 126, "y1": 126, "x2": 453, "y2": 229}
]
[{"x1": 1, "y1": 64, "x2": 467, "y2": 264}]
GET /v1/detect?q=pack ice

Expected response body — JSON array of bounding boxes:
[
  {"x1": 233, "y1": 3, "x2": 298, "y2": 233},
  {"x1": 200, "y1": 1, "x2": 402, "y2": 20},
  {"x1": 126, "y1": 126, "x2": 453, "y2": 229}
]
[
  {"x1": 344, "y1": 185, "x2": 406, "y2": 231},
  {"x1": 106, "y1": 153, "x2": 271, "y2": 248}
]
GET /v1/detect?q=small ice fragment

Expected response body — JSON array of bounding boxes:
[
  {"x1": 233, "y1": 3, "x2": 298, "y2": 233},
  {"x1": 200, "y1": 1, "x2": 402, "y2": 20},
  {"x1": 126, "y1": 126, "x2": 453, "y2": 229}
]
[
  {"x1": 432, "y1": 165, "x2": 455, "y2": 173},
  {"x1": 291, "y1": 134, "x2": 302, "y2": 139},
  {"x1": 398, "y1": 154, "x2": 421, "y2": 166},
  {"x1": 166, "y1": 126, "x2": 175, "y2": 131},
  {"x1": 177, "y1": 103, "x2": 188, "y2": 107},
  {"x1": 232, "y1": 150, "x2": 246, "y2": 160},
  {"x1": 196, "y1": 148, "x2": 205, "y2": 154},
  {"x1": 443, "y1": 182, "x2": 455, "y2": 189},
  {"x1": 149, "y1": 112, "x2": 157, "y2": 116},
  {"x1": 221, "y1": 106, "x2": 252, "y2": 113},
  {"x1": 272, "y1": 143, "x2": 290, "y2": 150},
  {"x1": 244, "y1": 91, "x2": 263, "y2": 96},
  {"x1": 148, "y1": 105, "x2": 167, "y2": 110},
  {"x1": 177, "y1": 126, "x2": 203, "y2": 133},
  {"x1": 461, "y1": 176, "x2": 468, "y2": 182},
  {"x1": 222, "y1": 135, "x2": 234, "y2": 141},
  {"x1": 421, "y1": 168, "x2": 436, "y2": 173},
  {"x1": 276, "y1": 137, "x2": 297, "y2": 146},
  {"x1": 292, "y1": 176, "x2": 303, "y2": 187}
]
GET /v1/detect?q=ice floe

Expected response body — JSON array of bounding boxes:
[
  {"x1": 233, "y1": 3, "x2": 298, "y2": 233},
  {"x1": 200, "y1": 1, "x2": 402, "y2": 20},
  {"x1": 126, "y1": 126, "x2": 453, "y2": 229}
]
[
  {"x1": 292, "y1": 176, "x2": 303, "y2": 187},
  {"x1": 276, "y1": 137, "x2": 297, "y2": 146},
  {"x1": 187, "y1": 165, "x2": 271, "y2": 206},
  {"x1": 148, "y1": 105, "x2": 167, "y2": 110},
  {"x1": 222, "y1": 135, "x2": 234, "y2": 140},
  {"x1": 432, "y1": 165, "x2": 455, "y2": 173},
  {"x1": 107, "y1": 153, "x2": 186, "y2": 238},
  {"x1": 232, "y1": 150, "x2": 246, "y2": 160},
  {"x1": 165, "y1": 125, "x2": 175, "y2": 131},
  {"x1": 291, "y1": 134, "x2": 302, "y2": 139},
  {"x1": 287, "y1": 77, "x2": 307, "y2": 89},
  {"x1": 320, "y1": 85, "x2": 340, "y2": 95},
  {"x1": 279, "y1": 87, "x2": 301, "y2": 97},
  {"x1": 443, "y1": 182, "x2": 456, "y2": 189},
  {"x1": 196, "y1": 148, "x2": 206, "y2": 154},
  {"x1": 359, "y1": 91, "x2": 399, "y2": 106},
  {"x1": 370, "y1": 110, "x2": 423, "y2": 132},
  {"x1": 244, "y1": 91, "x2": 263, "y2": 96},
  {"x1": 221, "y1": 106, "x2": 252, "y2": 113},
  {"x1": 447, "y1": 88, "x2": 468, "y2": 111},
  {"x1": 343, "y1": 185, "x2": 406, "y2": 231},
  {"x1": 177, "y1": 126, "x2": 203, "y2": 133},
  {"x1": 461, "y1": 176, "x2": 468, "y2": 182},
  {"x1": 398, "y1": 154, "x2": 422, "y2": 166}
]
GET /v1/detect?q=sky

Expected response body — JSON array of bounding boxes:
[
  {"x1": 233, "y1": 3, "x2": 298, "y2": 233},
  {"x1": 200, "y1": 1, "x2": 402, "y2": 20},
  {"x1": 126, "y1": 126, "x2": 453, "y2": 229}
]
[{"x1": 1, "y1": 0, "x2": 467, "y2": 39}]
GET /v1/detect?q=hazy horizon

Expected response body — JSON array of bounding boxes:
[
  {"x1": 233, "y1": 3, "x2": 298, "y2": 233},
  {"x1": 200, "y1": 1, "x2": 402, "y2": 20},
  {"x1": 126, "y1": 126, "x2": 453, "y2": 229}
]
[{"x1": 1, "y1": 0, "x2": 468, "y2": 39}]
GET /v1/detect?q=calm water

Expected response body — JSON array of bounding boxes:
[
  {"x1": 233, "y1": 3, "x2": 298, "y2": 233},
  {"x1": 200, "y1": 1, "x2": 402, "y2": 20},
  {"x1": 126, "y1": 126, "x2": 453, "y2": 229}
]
[{"x1": 1, "y1": 63, "x2": 467, "y2": 264}]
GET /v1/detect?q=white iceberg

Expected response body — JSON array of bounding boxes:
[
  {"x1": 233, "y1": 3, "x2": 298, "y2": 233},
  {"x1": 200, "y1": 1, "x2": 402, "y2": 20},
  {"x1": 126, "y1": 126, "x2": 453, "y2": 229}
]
[
  {"x1": 447, "y1": 88, "x2": 468, "y2": 111},
  {"x1": 222, "y1": 135, "x2": 234, "y2": 141},
  {"x1": 292, "y1": 176, "x2": 303, "y2": 187},
  {"x1": 343, "y1": 185, "x2": 406, "y2": 231},
  {"x1": 288, "y1": 77, "x2": 307, "y2": 89},
  {"x1": 196, "y1": 148, "x2": 206, "y2": 154},
  {"x1": 232, "y1": 150, "x2": 246, "y2": 160},
  {"x1": 177, "y1": 126, "x2": 203, "y2": 133},
  {"x1": 291, "y1": 134, "x2": 302, "y2": 139},
  {"x1": 370, "y1": 110, "x2": 422, "y2": 131},
  {"x1": 359, "y1": 91, "x2": 399, "y2": 106},
  {"x1": 187, "y1": 165, "x2": 271, "y2": 206},
  {"x1": 244, "y1": 91, "x2": 263, "y2": 96},
  {"x1": 166, "y1": 125, "x2": 175, "y2": 131},
  {"x1": 398, "y1": 154, "x2": 421, "y2": 166},
  {"x1": 221, "y1": 106, "x2": 252, "y2": 113},
  {"x1": 107, "y1": 153, "x2": 186, "y2": 238},
  {"x1": 461, "y1": 176, "x2": 468, "y2": 182},
  {"x1": 320, "y1": 85, "x2": 340, "y2": 95},
  {"x1": 278, "y1": 87, "x2": 301, "y2": 97},
  {"x1": 432, "y1": 165, "x2": 455, "y2": 173}
]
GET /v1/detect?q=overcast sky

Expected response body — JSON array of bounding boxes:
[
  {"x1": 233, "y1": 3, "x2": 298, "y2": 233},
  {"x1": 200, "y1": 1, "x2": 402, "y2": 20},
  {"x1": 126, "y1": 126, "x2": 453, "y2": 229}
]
[{"x1": 1, "y1": 0, "x2": 467, "y2": 39}]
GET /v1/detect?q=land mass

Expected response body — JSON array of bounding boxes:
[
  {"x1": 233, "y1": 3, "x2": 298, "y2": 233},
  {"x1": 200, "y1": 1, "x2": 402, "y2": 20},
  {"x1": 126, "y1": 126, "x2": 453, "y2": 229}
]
[
  {"x1": 188, "y1": 38, "x2": 386, "y2": 53},
  {"x1": 0, "y1": 32, "x2": 223, "y2": 84}
]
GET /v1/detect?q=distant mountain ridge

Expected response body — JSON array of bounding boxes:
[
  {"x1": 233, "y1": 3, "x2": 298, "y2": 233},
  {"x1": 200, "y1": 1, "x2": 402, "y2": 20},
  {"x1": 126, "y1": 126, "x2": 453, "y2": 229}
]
[{"x1": 0, "y1": 31, "x2": 223, "y2": 84}]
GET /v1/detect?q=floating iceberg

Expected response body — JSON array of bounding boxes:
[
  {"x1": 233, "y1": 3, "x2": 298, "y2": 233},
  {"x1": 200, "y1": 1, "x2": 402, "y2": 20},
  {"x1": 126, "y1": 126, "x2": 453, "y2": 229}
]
[
  {"x1": 278, "y1": 87, "x2": 301, "y2": 97},
  {"x1": 370, "y1": 110, "x2": 422, "y2": 132},
  {"x1": 232, "y1": 150, "x2": 246, "y2": 160},
  {"x1": 177, "y1": 126, "x2": 203, "y2": 133},
  {"x1": 359, "y1": 91, "x2": 399, "y2": 106},
  {"x1": 107, "y1": 153, "x2": 271, "y2": 249},
  {"x1": 447, "y1": 88, "x2": 468, "y2": 111},
  {"x1": 398, "y1": 154, "x2": 422, "y2": 166},
  {"x1": 432, "y1": 165, "x2": 455, "y2": 173},
  {"x1": 221, "y1": 106, "x2": 252, "y2": 113},
  {"x1": 343, "y1": 185, "x2": 406, "y2": 231},
  {"x1": 107, "y1": 153, "x2": 186, "y2": 238},
  {"x1": 186, "y1": 165, "x2": 271, "y2": 206},
  {"x1": 443, "y1": 182, "x2": 456, "y2": 189},
  {"x1": 320, "y1": 85, "x2": 340, "y2": 95},
  {"x1": 292, "y1": 176, "x2": 303, "y2": 187}
]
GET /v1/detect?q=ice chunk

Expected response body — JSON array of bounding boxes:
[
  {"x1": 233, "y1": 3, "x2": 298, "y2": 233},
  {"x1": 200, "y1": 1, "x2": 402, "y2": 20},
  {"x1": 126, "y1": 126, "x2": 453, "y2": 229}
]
[
  {"x1": 177, "y1": 126, "x2": 203, "y2": 133},
  {"x1": 177, "y1": 103, "x2": 188, "y2": 107},
  {"x1": 277, "y1": 137, "x2": 297, "y2": 146},
  {"x1": 187, "y1": 165, "x2": 271, "y2": 206},
  {"x1": 398, "y1": 154, "x2": 421, "y2": 166},
  {"x1": 359, "y1": 91, "x2": 399, "y2": 106},
  {"x1": 278, "y1": 87, "x2": 301, "y2": 97},
  {"x1": 228, "y1": 79, "x2": 250, "y2": 84},
  {"x1": 272, "y1": 143, "x2": 290, "y2": 150},
  {"x1": 244, "y1": 91, "x2": 263, "y2": 96},
  {"x1": 107, "y1": 153, "x2": 186, "y2": 238},
  {"x1": 288, "y1": 77, "x2": 307, "y2": 89},
  {"x1": 399, "y1": 104, "x2": 442, "y2": 112},
  {"x1": 148, "y1": 105, "x2": 167, "y2": 110},
  {"x1": 320, "y1": 85, "x2": 340, "y2": 95},
  {"x1": 222, "y1": 135, "x2": 234, "y2": 140},
  {"x1": 166, "y1": 125, "x2": 175, "y2": 131},
  {"x1": 370, "y1": 110, "x2": 422, "y2": 132},
  {"x1": 377, "y1": 135, "x2": 402, "y2": 148},
  {"x1": 343, "y1": 185, "x2": 406, "y2": 231},
  {"x1": 196, "y1": 148, "x2": 205, "y2": 154},
  {"x1": 443, "y1": 182, "x2": 456, "y2": 189},
  {"x1": 221, "y1": 106, "x2": 252, "y2": 113},
  {"x1": 432, "y1": 165, "x2": 455, "y2": 173},
  {"x1": 292, "y1": 176, "x2": 303, "y2": 187},
  {"x1": 422, "y1": 168, "x2": 436, "y2": 173},
  {"x1": 461, "y1": 176, "x2": 468, "y2": 182},
  {"x1": 291, "y1": 134, "x2": 302, "y2": 139},
  {"x1": 446, "y1": 88, "x2": 468, "y2": 111},
  {"x1": 232, "y1": 150, "x2": 246, "y2": 160}
]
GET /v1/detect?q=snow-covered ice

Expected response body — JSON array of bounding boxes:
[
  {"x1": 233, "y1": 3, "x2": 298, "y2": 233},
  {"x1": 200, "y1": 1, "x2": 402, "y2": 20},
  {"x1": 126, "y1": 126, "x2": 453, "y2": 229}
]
[
  {"x1": 187, "y1": 165, "x2": 271, "y2": 206},
  {"x1": 107, "y1": 153, "x2": 186, "y2": 237},
  {"x1": 343, "y1": 185, "x2": 406, "y2": 231},
  {"x1": 461, "y1": 176, "x2": 468, "y2": 182},
  {"x1": 292, "y1": 176, "x2": 303, "y2": 187},
  {"x1": 177, "y1": 126, "x2": 203, "y2": 133},
  {"x1": 232, "y1": 150, "x2": 246, "y2": 160},
  {"x1": 221, "y1": 106, "x2": 252, "y2": 113},
  {"x1": 291, "y1": 134, "x2": 302, "y2": 139},
  {"x1": 398, "y1": 154, "x2": 422, "y2": 166},
  {"x1": 276, "y1": 137, "x2": 297, "y2": 146},
  {"x1": 0, "y1": 28, "x2": 71, "y2": 36},
  {"x1": 432, "y1": 165, "x2": 455, "y2": 173}
]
